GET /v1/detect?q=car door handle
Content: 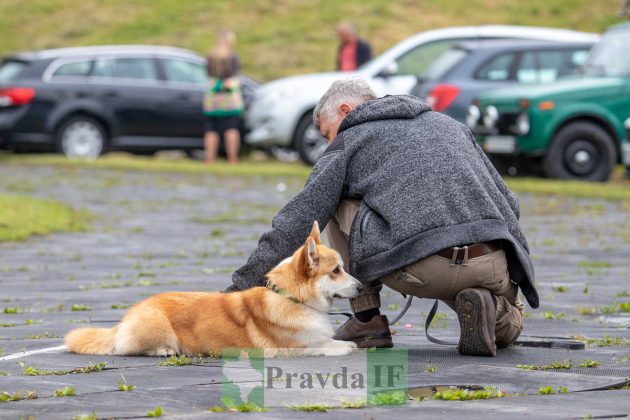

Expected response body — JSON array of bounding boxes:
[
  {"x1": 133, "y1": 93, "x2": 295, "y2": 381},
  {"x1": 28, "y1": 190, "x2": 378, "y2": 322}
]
[{"x1": 174, "y1": 94, "x2": 190, "y2": 102}]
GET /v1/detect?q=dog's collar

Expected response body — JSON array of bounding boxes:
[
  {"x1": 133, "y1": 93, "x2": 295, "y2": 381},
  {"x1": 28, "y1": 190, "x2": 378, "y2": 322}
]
[{"x1": 267, "y1": 283, "x2": 302, "y2": 304}]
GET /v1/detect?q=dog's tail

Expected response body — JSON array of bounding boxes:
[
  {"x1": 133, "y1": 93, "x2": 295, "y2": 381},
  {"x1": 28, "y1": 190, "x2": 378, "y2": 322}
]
[{"x1": 65, "y1": 326, "x2": 118, "y2": 354}]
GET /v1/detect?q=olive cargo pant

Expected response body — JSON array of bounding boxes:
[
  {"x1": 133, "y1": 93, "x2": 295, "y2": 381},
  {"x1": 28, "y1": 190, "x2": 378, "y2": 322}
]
[{"x1": 324, "y1": 200, "x2": 524, "y2": 347}]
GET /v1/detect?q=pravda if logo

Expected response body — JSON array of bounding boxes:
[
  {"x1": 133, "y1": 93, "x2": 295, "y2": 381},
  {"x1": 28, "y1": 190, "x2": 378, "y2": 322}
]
[{"x1": 220, "y1": 348, "x2": 408, "y2": 408}]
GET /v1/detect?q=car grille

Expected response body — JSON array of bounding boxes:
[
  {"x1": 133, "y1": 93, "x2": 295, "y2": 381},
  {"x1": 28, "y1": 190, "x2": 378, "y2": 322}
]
[{"x1": 496, "y1": 112, "x2": 519, "y2": 135}]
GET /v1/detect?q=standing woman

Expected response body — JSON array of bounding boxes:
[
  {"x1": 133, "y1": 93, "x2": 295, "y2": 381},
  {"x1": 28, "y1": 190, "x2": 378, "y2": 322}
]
[{"x1": 203, "y1": 30, "x2": 243, "y2": 164}]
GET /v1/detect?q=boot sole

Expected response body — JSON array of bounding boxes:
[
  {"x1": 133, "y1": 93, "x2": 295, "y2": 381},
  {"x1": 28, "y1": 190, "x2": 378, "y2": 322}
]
[
  {"x1": 456, "y1": 289, "x2": 496, "y2": 357},
  {"x1": 354, "y1": 336, "x2": 394, "y2": 349}
]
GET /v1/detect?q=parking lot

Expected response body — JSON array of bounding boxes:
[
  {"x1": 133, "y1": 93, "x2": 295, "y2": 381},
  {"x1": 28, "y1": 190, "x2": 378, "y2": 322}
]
[{"x1": 0, "y1": 161, "x2": 628, "y2": 418}]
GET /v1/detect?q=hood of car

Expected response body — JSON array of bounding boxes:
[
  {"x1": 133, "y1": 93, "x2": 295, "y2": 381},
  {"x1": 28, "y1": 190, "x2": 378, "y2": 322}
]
[
  {"x1": 256, "y1": 71, "x2": 364, "y2": 99},
  {"x1": 478, "y1": 76, "x2": 627, "y2": 105}
]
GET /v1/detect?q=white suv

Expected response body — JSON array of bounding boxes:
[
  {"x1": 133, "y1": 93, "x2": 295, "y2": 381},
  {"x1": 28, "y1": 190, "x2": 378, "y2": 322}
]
[{"x1": 245, "y1": 25, "x2": 599, "y2": 165}]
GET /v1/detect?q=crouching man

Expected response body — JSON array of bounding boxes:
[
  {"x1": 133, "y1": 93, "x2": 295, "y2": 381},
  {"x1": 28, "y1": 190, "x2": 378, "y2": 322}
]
[{"x1": 229, "y1": 78, "x2": 537, "y2": 356}]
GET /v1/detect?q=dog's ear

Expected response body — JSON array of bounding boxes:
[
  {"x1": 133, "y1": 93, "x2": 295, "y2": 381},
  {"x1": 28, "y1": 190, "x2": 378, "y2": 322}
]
[
  {"x1": 305, "y1": 237, "x2": 319, "y2": 275},
  {"x1": 310, "y1": 221, "x2": 321, "y2": 244}
]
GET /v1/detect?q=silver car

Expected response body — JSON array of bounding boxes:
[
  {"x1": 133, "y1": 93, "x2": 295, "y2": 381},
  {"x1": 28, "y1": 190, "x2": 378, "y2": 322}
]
[{"x1": 245, "y1": 25, "x2": 599, "y2": 165}]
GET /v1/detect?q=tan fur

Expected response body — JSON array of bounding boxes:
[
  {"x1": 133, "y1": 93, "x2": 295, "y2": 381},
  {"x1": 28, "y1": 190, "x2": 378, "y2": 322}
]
[{"x1": 65, "y1": 222, "x2": 361, "y2": 357}]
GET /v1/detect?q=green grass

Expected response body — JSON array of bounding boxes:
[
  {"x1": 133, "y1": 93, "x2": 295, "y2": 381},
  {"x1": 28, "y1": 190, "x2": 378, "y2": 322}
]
[
  {"x1": 505, "y1": 171, "x2": 630, "y2": 202},
  {"x1": 147, "y1": 406, "x2": 163, "y2": 417},
  {"x1": 517, "y1": 360, "x2": 572, "y2": 370},
  {"x1": 433, "y1": 386, "x2": 506, "y2": 400},
  {"x1": 0, "y1": 0, "x2": 620, "y2": 82},
  {"x1": 3, "y1": 154, "x2": 630, "y2": 202},
  {"x1": 0, "y1": 193, "x2": 89, "y2": 242},
  {"x1": 0, "y1": 390, "x2": 37, "y2": 402},
  {"x1": 582, "y1": 335, "x2": 630, "y2": 347},
  {"x1": 118, "y1": 376, "x2": 135, "y2": 392},
  {"x1": 538, "y1": 385, "x2": 567, "y2": 394},
  {"x1": 369, "y1": 390, "x2": 407, "y2": 406},
  {"x1": 289, "y1": 403, "x2": 331, "y2": 412},
  {"x1": 19, "y1": 362, "x2": 106, "y2": 376},
  {"x1": 54, "y1": 386, "x2": 76, "y2": 397},
  {"x1": 158, "y1": 355, "x2": 192, "y2": 366},
  {"x1": 210, "y1": 397, "x2": 267, "y2": 412},
  {"x1": 0, "y1": 154, "x2": 311, "y2": 179}
]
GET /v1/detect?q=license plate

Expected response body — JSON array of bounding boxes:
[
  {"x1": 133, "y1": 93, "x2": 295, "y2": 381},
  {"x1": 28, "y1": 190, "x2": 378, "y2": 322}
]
[{"x1": 483, "y1": 135, "x2": 516, "y2": 154}]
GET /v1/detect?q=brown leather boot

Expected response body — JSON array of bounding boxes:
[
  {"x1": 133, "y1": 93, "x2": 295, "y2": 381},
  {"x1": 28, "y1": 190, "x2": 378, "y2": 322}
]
[
  {"x1": 333, "y1": 315, "x2": 394, "y2": 348},
  {"x1": 455, "y1": 288, "x2": 497, "y2": 357}
]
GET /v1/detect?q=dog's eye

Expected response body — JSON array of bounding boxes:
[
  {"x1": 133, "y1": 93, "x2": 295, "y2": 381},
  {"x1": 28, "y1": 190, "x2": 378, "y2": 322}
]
[{"x1": 332, "y1": 266, "x2": 341, "y2": 275}]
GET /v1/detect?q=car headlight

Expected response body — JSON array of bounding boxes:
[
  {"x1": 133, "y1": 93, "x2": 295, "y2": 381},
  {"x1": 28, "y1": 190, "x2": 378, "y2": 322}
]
[
  {"x1": 466, "y1": 104, "x2": 481, "y2": 128},
  {"x1": 624, "y1": 117, "x2": 630, "y2": 130},
  {"x1": 483, "y1": 105, "x2": 499, "y2": 129},
  {"x1": 513, "y1": 113, "x2": 530, "y2": 136},
  {"x1": 253, "y1": 86, "x2": 293, "y2": 109}
]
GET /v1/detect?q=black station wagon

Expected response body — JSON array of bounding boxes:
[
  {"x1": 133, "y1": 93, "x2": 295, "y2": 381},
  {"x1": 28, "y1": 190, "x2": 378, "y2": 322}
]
[{"x1": 0, "y1": 45, "x2": 258, "y2": 159}]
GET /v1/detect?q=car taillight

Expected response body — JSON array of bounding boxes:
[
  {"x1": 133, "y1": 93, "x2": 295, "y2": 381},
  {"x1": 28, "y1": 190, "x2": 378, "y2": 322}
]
[
  {"x1": 0, "y1": 87, "x2": 36, "y2": 107},
  {"x1": 426, "y1": 84, "x2": 460, "y2": 112}
]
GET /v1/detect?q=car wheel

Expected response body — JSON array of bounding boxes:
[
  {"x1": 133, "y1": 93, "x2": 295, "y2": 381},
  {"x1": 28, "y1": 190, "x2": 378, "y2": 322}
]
[
  {"x1": 294, "y1": 114, "x2": 328, "y2": 166},
  {"x1": 542, "y1": 122, "x2": 617, "y2": 182},
  {"x1": 185, "y1": 149, "x2": 206, "y2": 160},
  {"x1": 56, "y1": 116, "x2": 106, "y2": 160},
  {"x1": 489, "y1": 156, "x2": 519, "y2": 177}
]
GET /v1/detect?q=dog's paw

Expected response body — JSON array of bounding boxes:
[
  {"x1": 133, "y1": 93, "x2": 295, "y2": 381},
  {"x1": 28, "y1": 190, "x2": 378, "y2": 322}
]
[
  {"x1": 330, "y1": 339, "x2": 357, "y2": 349},
  {"x1": 317, "y1": 340, "x2": 358, "y2": 356}
]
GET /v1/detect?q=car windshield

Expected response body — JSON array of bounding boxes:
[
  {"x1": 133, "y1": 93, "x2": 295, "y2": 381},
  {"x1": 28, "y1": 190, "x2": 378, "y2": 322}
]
[
  {"x1": 418, "y1": 47, "x2": 468, "y2": 81},
  {"x1": 0, "y1": 60, "x2": 28, "y2": 82},
  {"x1": 582, "y1": 29, "x2": 630, "y2": 77}
]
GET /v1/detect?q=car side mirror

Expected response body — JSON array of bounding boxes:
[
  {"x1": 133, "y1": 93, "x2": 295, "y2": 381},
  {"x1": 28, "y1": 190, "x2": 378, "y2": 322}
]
[{"x1": 379, "y1": 62, "x2": 398, "y2": 78}]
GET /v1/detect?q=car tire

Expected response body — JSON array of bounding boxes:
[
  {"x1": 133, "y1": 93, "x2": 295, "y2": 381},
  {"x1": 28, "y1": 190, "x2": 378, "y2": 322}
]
[
  {"x1": 489, "y1": 156, "x2": 519, "y2": 176},
  {"x1": 293, "y1": 113, "x2": 328, "y2": 166},
  {"x1": 56, "y1": 116, "x2": 107, "y2": 160},
  {"x1": 542, "y1": 122, "x2": 617, "y2": 182}
]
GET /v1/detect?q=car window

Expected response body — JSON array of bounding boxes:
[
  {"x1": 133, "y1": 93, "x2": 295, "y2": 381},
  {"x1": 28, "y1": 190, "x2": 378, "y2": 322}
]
[
  {"x1": 52, "y1": 60, "x2": 92, "y2": 77},
  {"x1": 420, "y1": 48, "x2": 469, "y2": 81},
  {"x1": 161, "y1": 58, "x2": 206, "y2": 83},
  {"x1": 475, "y1": 53, "x2": 516, "y2": 81},
  {"x1": 0, "y1": 60, "x2": 27, "y2": 82},
  {"x1": 394, "y1": 39, "x2": 462, "y2": 76},
  {"x1": 517, "y1": 49, "x2": 590, "y2": 84},
  {"x1": 93, "y1": 57, "x2": 158, "y2": 80},
  {"x1": 584, "y1": 30, "x2": 630, "y2": 76}
]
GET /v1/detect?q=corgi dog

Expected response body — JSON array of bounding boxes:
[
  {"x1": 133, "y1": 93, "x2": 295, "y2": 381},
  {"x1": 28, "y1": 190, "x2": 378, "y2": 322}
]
[{"x1": 65, "y1": 221, "x2": 363, "y2": 357}]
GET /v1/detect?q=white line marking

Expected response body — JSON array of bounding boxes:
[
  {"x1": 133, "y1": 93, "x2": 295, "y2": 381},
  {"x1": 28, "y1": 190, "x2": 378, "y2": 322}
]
[{"x1": 0, "y1": 345, "x2": 67, "y2": 361}]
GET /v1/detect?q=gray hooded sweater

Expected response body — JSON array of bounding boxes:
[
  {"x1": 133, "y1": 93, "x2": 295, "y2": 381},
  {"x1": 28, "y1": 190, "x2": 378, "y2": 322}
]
[{"x1": 232, "y1": 95, "x2": 539, "y2": 308}]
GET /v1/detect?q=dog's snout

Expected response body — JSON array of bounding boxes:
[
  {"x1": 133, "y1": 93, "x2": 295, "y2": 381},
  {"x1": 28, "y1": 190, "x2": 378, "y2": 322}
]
[{"x1": 356, "y1": 283, "x2": 364, "y2": 292}]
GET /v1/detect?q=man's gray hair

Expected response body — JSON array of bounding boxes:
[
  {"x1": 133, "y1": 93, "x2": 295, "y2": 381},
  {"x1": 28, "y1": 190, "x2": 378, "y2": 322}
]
[{"x1": 313, "y1": 78, "x2": 377, "y2": 130}]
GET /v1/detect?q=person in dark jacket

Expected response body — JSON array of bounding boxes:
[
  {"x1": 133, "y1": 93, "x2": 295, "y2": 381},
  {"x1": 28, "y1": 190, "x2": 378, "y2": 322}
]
[
  {"x1": 229, "y1": 78, "x2": 538, "y2": 357},
  {"x1": 336, "y1": 21, "x2": 372, "y2": 71}
]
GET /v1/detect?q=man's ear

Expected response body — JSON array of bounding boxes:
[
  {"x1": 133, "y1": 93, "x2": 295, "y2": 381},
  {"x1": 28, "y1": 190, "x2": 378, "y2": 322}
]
[
  {"x1": 310, "y1": 221, "x2": 321, "y2": 244},
  {"x1": 305, "y1": 238, "x2": 319, "y2": 275},
  {"x1": 339, "y1": 102, "x2": 353, "y2": 116}
]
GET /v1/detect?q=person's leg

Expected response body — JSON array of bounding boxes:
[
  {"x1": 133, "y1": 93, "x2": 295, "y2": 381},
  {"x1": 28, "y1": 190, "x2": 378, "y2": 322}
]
[
  {"x1": 440, "y1": 249, "x2": 523, "y2": 349},
  {"x1": 224, "y1": 128, "x2": 240, "y2": 165},
  {"x1": 204, "y1": 131, "x2": 220, "y2": 164},
  {"x1": 379, "y1": 248, "x2": 522, "y2": 355},
  {"x1": 323, "y1": 200, "x2": 381, "y2": 319},
  {"x1": 324, "y1": 200, "x2": 392, "y2": 348},
  {"x1": 484, "y1": 253, "x2": 524, "y2": 348}
]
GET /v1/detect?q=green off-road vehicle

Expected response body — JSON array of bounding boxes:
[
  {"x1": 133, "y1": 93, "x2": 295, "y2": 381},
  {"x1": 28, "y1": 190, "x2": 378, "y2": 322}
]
[{"x1": 469, "y1": 23, "x2": 630, "y2": 181}]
